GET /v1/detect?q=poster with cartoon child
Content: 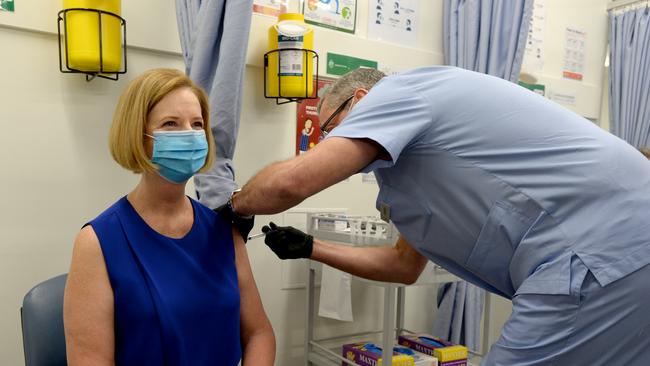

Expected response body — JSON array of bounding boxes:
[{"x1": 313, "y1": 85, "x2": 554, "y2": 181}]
[
  {"x1": 298, "y1": 119, "x2": 315, "y2": 154},
  {"x1": 295, "y1": 77, "x2": 335, "y2": 155}
]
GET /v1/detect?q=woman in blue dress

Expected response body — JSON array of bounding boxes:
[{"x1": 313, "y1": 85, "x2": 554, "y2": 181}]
[{"x1": 63, "y1": 68, "x2": 275, "y2": 365}]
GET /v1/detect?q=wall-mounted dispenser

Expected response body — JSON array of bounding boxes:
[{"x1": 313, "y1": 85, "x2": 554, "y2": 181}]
[
  {"x1": 264, "y1": 13, "x2": 319, "y2": 104},
  {"x1": 57, "y1": 0, "x2": 127, "y2": 81}
]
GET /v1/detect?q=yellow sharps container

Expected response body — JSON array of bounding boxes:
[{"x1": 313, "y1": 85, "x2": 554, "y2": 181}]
[
  {"x1": 266, "y1": 13, "x2": 314, "y2": 98},
  {"x1": 63, "y1": 0, "x2": 122, "y2": 72}
]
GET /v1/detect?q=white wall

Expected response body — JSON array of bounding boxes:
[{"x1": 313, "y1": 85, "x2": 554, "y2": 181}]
[
  {"x1": 520, "y1": 0, "x2": 609, "y2": 119},
  {"x1": 600, "y1": 65, "x2": 611, "y2": 130},
  {"x1": 0, "y1": 1, "x2": 614, "y2": 365}
]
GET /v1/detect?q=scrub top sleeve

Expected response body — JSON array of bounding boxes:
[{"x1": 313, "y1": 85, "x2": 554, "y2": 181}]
[{"x1": 327, "y1": 76, "x2": 432, "y2": 172}]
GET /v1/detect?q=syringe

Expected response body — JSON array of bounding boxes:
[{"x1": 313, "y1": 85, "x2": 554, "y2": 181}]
[{"x1": 247, "y1": 232, "x2": 266, "y2": 241}]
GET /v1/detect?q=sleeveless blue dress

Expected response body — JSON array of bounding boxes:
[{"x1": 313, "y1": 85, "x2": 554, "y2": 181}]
[{"x1": 87, "y1": 196, "x2": 241, "y2": 365}]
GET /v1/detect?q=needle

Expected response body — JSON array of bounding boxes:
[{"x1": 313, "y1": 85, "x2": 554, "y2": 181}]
[{"x1": 247, "y1": 232, "x2": 266, "y2": 241}]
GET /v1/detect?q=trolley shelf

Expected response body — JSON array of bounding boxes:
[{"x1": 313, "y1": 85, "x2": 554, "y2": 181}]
[{"x1": 304, "y1": 214, "x2": 486, "y2": 366}]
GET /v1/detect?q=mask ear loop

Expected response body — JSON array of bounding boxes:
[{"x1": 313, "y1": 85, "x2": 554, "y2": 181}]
[
  {"x1": 347, "y1": 97, "x2": 356, "y2": 113},
  {"x1": 144, "y1": 133, "x2": 156, "y2": 140}
]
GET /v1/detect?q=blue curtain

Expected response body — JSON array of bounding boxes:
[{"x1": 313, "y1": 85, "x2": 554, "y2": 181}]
[
  {"x1": 609, "y1": 7, "x2": 650, "y2": 147},
  {"x1": 434, "y1": 0, "x2": 533, "y2": 352},
  {"x1": 176, "y1": 0, "x2": 254, "y2": 208},
  {"x1": 443, "y1": 0, "x2": 533, "y2": 82}
]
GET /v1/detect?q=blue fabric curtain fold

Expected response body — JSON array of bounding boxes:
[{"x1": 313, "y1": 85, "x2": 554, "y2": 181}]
[
  {"x1": 443, "y1": 0, "x2": 533, "y2": 82},
  {"x1": 609, "y1": 7, "x2": 650, "y2": 147},
  {"x1": 176, "y1": 0, "x2": 254, "y2": 208},
  {"x1": 435, "y1": 0, "x2": 533, "y2": 352}
]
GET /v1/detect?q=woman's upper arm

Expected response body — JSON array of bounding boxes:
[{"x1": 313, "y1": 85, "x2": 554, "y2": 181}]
[
  {"x1": 232, "y1": 229, "x2": 274, "y2": 339},
  {"x1": 63, "y1": 225, "x2": 115, "y2": 366}
]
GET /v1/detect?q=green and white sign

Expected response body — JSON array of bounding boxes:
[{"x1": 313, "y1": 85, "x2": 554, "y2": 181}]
[
  {"x1": 0, "y1": 0, "x2": 15, "y2": 12},
  {"x1": 519, "y1": 80, "x2": 546, "y2": 97},
  {"x1": 303, "y1": 0, "x2": 357, "y2": 34},
  {"x1": 327, "y1": 52, "x2": 377, "y2": 76}
]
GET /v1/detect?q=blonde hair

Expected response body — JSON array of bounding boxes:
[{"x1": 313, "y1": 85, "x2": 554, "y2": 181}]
[{"x1": 109, "y1": 68, "x2": 215, "y2": 174}]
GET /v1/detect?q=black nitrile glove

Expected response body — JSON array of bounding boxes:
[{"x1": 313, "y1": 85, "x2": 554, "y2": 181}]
[
  {"x1": 262, "y1": 222, "x2": 313, "y2": 259},
  {"x1": 214, "y1": 203, "x2": 254, "y2": 243}
]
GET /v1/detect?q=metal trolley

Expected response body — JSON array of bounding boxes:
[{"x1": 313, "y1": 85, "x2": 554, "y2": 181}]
[{"x1": 303, "y1": 214, "x2": 477, "y2": 366}]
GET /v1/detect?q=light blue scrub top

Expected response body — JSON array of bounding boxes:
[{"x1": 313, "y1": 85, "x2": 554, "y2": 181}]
[{"x1": 328, "y1": 66, "x2": 650, "y2": 299}]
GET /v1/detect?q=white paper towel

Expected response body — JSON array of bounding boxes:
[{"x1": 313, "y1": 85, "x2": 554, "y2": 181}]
[{"x1": 318, "y1": 264, "x2": 353, "y2": 321}]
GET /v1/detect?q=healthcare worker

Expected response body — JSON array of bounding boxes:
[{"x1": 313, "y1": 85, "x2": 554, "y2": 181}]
[{"x1": 226, "y1": 67, "x2": 650, "y2": 365}]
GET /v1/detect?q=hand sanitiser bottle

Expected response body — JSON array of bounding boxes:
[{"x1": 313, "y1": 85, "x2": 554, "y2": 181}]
[{"x1": 266, "y1": 13, "x2": 315, "y2": 98}]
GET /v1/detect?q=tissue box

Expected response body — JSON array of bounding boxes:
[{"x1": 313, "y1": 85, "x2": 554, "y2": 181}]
[
  {"x1": 342, "y1": 342, "x2": 414, "y2": 366},
  {"x1": 429, "y1": 360, "x2": 466, "y2": 366},
  {"x1": 397, "y1": 335, "x2": 468, "y2": 365},
  {"x1": 394, "y1": 345, "x2": 439, "y2": 366}
]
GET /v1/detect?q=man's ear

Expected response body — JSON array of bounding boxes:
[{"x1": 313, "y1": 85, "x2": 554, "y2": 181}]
[{"x1": 353, "y1": 88, "x2": 369, "y2": 100}]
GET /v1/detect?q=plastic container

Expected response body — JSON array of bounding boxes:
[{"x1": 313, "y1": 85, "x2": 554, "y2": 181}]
[
  {"x1": 266, "y1": 13, "x2": 314, "y2": 98},
  {"x1": 63, "y1": 0, "x2": 122, "y2": 72}
]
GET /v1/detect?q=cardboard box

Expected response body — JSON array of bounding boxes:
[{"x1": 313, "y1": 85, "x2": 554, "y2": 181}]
[
  {"x1": 432, "y1": 360, "x2": 466, "y2": 366},
  {"x1": 342, "y1": 342, "x2": 414, "y2": 366},
  {"x1": 394, "y1": 345, "x2": 439, "y2": 366},
  {"x1": 397, "y1": 334, "x2": 468, "y2": 364}
]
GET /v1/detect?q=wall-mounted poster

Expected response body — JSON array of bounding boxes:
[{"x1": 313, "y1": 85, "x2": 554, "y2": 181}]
[
  {"x1": 1, "y1": 0, "x2": 15, "y2": 12},
  {"x1": 295, "y1": 77, "x2": 336, "y2": 155},
  {"x1": 562, "y1": 27, "x2": 586, "y2": 81},
  {"x1": 367, "y1": 0, "x2": 418, "y2": 47},
  {"x1": 253, "y1": 0, "x2": 287, "y2": 17},
  {"x1": 522, "y1": 0, "x2": 546, "y2": 73},
  {"x1": 303, "y1": 0, "x2": 357, "y2": 34}
]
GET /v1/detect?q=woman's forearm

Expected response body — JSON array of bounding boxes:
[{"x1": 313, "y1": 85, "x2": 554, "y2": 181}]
[{"x1": 241, "y1": 325, "x2": 276, "y2": 366}]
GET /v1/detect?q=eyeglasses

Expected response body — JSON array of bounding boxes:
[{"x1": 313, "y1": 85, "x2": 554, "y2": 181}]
[{"x1": 319, "y1": 95, "x2": 354, "y2": 138}]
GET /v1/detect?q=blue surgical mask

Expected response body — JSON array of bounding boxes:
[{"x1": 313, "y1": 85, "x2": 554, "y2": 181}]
[{"x1": 145, "y1": 130, "x2": 208, "y2": 184}]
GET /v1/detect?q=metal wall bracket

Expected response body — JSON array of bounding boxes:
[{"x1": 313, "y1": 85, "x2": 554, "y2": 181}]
[
  {"x1": 57, "y1": 8, "x2": 127, "y2": 81},
  {"x1": 264, "y1": 48, "x2": 319, "y2": 105}
]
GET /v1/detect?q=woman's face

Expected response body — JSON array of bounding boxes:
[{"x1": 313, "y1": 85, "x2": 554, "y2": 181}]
[{"x1": 144, "y1": 87, "x2": 204, "y2": 156}]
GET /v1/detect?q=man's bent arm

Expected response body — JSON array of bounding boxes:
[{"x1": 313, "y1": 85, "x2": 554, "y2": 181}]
[
  {"x1": 311, "y1": 235, "x2": 428, "y2": 284},
  {"x1": 234, "y1": 137, "x2": 381, "y2": 215}
]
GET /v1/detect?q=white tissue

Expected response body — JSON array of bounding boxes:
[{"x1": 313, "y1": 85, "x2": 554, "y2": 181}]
[{"x1": 318, "y1": 264, "x2": 353, "y2": 322}]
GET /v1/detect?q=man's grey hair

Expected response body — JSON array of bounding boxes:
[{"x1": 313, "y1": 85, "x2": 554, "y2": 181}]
[
  {"x1": 639, "y1": 148, "x2": 650, "y2": 159},
  {"x1": 318, "y1": 68, "x2": 386, "y2": 113}
]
